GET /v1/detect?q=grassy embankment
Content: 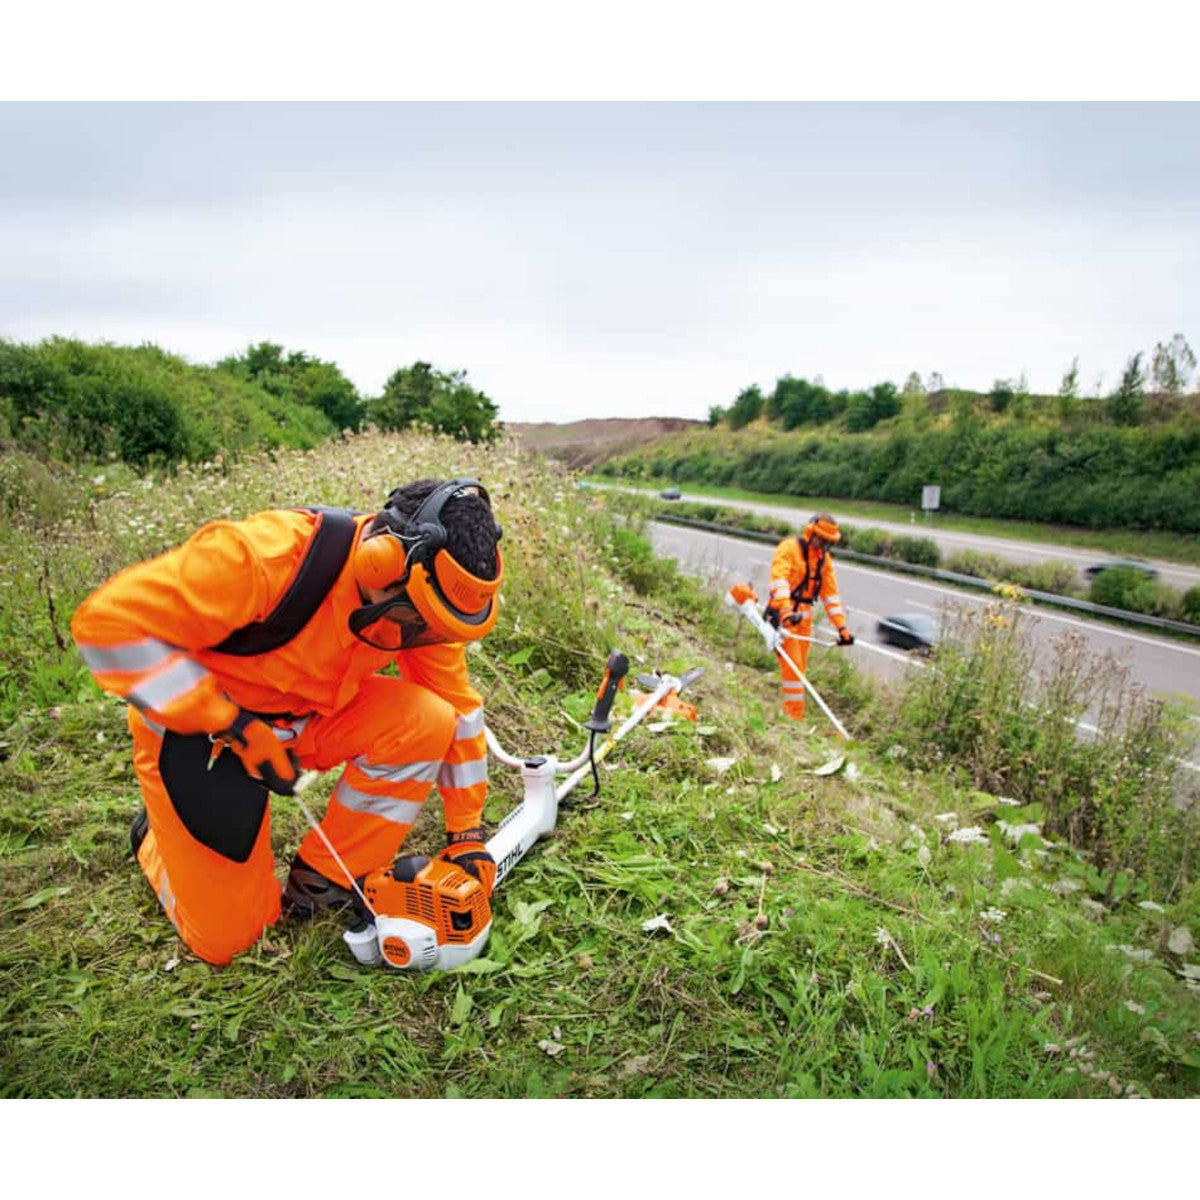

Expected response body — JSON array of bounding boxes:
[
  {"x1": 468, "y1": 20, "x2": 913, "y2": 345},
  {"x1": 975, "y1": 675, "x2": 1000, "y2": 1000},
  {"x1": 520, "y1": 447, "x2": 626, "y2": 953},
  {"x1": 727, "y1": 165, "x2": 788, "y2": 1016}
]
[
  {"x1": 588, "y1": 477, "x2": 1200, "y2": 568},
  {"x1": 1, "y1": 431, "x2": 1197, "y2": 1097}
]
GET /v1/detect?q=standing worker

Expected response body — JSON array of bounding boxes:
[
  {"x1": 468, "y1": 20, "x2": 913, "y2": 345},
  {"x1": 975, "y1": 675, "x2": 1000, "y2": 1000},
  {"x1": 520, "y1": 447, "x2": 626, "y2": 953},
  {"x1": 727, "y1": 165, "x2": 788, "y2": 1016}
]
[
  {"x1": 71, "y1": 478, "x2": 503, "y2": 966},
  {"x1": 764, "y1": 512, "x2": 855, "y2": 722}
]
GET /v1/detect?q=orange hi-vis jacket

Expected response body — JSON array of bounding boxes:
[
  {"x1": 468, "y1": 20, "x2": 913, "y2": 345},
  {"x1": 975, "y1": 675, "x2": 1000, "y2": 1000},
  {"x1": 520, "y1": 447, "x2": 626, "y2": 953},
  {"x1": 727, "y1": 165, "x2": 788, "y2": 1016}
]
[
  {"x1": 768, "y1": 535, "x2": 848, "y2": 632},
  {"x1": 70, "y1": 509, "x2": 490, "y2": 833}
]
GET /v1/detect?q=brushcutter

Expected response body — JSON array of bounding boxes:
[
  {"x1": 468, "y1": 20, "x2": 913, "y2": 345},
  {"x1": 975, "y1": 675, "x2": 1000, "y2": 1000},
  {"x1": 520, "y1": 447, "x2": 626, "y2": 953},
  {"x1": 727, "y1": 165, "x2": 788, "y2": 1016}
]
[
  {"x1": 726, "y1": 583, "x2": 852, "y2": 772},
  {"x1": 289, "y1": 651, "x2": 704, "y2": 972}
]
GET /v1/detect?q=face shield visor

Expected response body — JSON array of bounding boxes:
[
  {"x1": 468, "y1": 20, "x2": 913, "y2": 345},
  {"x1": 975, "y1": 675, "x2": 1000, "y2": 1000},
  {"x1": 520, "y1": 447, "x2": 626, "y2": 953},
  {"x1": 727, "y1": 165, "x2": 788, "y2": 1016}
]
[{"x1": 349, "y1": 548, "x2": 504, "y2": 651}]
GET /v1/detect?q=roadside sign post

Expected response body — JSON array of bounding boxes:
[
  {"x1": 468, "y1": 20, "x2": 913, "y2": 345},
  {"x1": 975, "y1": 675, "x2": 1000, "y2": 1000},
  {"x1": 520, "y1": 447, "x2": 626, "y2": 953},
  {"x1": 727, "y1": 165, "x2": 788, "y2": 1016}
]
[{"x1": 921, "y1": 485, "x2": 941, "y2": 524}]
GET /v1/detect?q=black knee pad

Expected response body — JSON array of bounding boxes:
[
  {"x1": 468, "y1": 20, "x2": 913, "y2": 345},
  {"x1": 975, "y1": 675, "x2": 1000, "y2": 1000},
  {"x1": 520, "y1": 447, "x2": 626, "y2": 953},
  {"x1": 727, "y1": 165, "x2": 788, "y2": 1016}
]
[{"x1": 158, "y1": 732, "x2": 269, "y2": 864}]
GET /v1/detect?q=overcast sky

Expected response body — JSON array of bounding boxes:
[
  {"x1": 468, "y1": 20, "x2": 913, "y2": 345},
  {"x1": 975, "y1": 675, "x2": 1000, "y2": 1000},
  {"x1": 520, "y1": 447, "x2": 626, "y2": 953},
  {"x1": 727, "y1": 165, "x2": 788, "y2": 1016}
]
[{"x1": 1, "y1": 102, "x2": 1196, "y2": 424}]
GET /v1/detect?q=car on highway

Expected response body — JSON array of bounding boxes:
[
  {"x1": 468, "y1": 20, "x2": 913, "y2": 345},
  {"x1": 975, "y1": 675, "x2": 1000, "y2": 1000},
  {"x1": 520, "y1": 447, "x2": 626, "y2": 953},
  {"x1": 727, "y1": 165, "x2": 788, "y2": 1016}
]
[
  {"x1": 1083, "y1": 559, "x2": 1159, "y2": 581},
  {"x1": 876, "y1": 613, "x2": 939, "y2": 654},
  {"x1": 659, "y1": 487, "x2": 682, "y2": 500}
]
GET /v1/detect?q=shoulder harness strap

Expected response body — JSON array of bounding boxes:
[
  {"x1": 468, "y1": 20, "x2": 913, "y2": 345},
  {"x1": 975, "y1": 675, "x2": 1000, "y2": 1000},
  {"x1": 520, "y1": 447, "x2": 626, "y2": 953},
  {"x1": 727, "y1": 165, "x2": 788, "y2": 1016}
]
[
  {"x1": 210, "y1": 507, "x2": 360, "y2": 657},
  {"x1": 790, "y1": 536, "x2": 828, "y2": 606}
]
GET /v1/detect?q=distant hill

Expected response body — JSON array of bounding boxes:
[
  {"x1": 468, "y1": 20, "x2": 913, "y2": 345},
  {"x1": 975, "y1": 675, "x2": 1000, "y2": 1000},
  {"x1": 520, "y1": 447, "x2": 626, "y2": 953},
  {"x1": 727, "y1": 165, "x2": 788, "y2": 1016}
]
[{"x1": 507, "y1": 417, "x2": 705, "y2": 469}]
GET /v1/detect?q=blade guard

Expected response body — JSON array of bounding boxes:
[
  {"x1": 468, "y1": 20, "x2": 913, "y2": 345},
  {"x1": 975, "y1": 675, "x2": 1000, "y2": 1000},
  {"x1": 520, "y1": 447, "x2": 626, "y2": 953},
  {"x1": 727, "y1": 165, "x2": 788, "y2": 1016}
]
[{"x1": 343, "y1": 855, "x2": 493, "y2": 971}]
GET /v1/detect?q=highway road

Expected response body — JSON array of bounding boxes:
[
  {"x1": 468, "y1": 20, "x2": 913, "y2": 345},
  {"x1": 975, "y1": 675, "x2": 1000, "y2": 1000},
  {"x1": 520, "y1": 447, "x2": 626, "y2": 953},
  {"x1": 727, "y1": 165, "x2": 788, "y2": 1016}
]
[
  {"x1": 589, "y1": 482, "x2": 1200, "y2": 592},
  {"x1": 648, "y1": 520, "x2": 1200, "y2": 770}
]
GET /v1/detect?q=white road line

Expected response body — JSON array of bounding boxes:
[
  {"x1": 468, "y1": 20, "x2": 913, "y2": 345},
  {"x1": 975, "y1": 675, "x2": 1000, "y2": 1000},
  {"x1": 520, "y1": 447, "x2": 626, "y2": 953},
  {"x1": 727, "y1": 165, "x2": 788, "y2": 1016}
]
[{"x1": 837, "y1": 560, "x2": 1200, "y2": 660}]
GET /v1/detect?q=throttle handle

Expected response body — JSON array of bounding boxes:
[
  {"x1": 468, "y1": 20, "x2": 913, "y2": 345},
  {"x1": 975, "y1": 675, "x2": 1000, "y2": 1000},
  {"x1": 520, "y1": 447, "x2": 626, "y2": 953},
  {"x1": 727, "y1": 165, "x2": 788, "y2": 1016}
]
[{"x1": 585, "y1": 650, "x2": 629, "y2": 733}]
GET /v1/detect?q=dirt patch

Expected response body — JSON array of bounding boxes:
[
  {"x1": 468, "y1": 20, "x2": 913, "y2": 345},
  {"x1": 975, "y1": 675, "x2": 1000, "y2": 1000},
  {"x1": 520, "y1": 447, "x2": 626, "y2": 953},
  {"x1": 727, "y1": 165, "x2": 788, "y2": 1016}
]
[{"x1": 507, "y1": 417, "x2": 703, "y2": 470}]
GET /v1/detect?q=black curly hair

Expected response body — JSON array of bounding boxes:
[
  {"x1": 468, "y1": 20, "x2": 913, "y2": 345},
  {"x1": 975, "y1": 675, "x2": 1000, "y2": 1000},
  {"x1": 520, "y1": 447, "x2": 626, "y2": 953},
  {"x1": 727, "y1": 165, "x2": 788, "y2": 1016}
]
[{"x1": 371, "y1": 478, "x2": 500, "y2": 580}]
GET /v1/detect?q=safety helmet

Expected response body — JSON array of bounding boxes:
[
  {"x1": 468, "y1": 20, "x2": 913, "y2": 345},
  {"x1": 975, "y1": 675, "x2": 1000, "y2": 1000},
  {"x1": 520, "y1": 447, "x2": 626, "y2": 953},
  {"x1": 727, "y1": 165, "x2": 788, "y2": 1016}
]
[
  {"x1": 804, "y1": 512, "x2": 841, "y2": 544},
  {"x1": 349, "y1": 479, "x2": 503, "y2": 648}
]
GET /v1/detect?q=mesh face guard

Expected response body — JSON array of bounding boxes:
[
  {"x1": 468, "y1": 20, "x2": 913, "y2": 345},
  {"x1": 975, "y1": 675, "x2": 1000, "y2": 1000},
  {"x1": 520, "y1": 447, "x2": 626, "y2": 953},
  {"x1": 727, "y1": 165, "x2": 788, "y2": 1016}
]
[
  {"x1": 349, "y1": 549, "x2": 504, "y2": 649},
  {"x1": 805, "y1": 516, "x2": 841, "y2": 545}
]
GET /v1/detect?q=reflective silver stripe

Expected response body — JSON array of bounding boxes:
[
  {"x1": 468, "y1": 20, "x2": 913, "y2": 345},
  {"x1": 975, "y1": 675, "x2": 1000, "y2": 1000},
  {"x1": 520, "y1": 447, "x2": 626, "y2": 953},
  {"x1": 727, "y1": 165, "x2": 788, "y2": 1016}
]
[
  {"x1": 824, "y1": 594, "x2": 841, "y2": 605},
  {"x1": 781, "y1": 682, "x2": 806, "y2": 693},
  {"x1": 455, "y1": 707, "x2": 485, "y2": 739},
  {"x1": 438, "y1": 757, "x2": 488, "y2": 789},
  {"x1": 77, "y1": 638, "x2": 177, "y2": 673},
  {"x1": 333, "y1": 778, "x2": 424, "y2": 825},
  {"x1": 356, "y1": 758, "x2": 441, "y2": 784},
  {"x1": 141, "y1": 715, "x2": 165, "y2": 736},
  {"x1": 129, "y1": 657, "x2": 209, "y2": 712}
]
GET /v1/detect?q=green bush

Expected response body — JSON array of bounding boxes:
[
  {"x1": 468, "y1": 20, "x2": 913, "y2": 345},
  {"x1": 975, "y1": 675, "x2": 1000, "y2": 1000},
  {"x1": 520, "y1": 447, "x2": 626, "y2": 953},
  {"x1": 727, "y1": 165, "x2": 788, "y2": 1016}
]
[
  {"x1": 0, "y1": 338, "x2": 337, "y2": 466},
  {"x1": 1183, "y1": 586, "x2": 1200, "y2": 624},
  {"x1": 1090, "y1": 567, "x2": 1173, "y2": 617},
  {"x1": 946, "y1": 550, "x2": 1083, "y2": 598}
]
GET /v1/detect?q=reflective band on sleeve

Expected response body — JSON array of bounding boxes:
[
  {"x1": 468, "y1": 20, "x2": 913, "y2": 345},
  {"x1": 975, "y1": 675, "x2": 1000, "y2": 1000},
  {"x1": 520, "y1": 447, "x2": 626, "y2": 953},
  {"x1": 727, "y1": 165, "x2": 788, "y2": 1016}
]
[
  {"x1": 128, "y1": 656, "x2": 209, "y2": 712},
  {"x1": 356, "y1": 758, "x2": 441, "y2": 784},
  {"x1": 437, "y1": 758, "x2": 489, "y2": 789},
  {"x1": 333, "y1": 778, "x2": 424, "y2": 825},
  {"x1": 78, "y1": 637, "x2": 177, "y2": 673},
  {"x1": 454, "y1": 707, "x2": 485, "y2": 739}
]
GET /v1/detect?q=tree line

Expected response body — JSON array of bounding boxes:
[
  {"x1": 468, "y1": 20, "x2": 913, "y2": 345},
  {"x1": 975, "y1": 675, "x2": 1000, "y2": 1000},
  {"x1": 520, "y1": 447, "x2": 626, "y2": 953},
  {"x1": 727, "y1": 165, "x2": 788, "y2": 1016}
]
[
  {"x1": 0, "y1": 337, "x2": 502, "y2": 468},
  {"x1": 708, "y1": 334, "x2": 1198, "y2": 434}
]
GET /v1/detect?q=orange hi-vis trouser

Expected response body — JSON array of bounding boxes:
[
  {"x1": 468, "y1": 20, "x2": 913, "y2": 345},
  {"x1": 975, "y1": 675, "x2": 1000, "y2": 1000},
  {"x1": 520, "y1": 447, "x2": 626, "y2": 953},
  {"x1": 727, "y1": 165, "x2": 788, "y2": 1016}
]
[
  {"x1": 130, "y1": 674, "x2": 458, "y2": 965},
  {"x1": 778, "y1": 606, "x2": 813, "y2": 722}
]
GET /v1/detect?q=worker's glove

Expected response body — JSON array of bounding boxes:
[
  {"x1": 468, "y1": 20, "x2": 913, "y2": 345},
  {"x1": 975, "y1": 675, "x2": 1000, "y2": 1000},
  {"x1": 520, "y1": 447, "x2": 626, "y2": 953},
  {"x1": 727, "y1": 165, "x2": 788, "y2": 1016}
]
[
  {"x1": 837, "y1": 628, "x2": 855, "y2": 647},
  {"x1": 440, "y1": 828, "x2": 497, "y2": 897},
  {"x1": 222, "y1": 710, "x2": 299, "y2": 795},
  {"x1": 782, "y1": 611, "x2": 807, "y2": 628},
  {"x1": 763, "y1": 605, "x2": 781, "y2": 629}
]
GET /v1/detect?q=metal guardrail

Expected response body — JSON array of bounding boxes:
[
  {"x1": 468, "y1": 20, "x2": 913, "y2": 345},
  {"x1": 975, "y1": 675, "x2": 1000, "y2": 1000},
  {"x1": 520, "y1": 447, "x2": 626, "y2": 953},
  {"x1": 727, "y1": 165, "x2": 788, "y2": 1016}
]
[{"x1": 652, "y1": 513, "x2": 1200, "y2": 640}]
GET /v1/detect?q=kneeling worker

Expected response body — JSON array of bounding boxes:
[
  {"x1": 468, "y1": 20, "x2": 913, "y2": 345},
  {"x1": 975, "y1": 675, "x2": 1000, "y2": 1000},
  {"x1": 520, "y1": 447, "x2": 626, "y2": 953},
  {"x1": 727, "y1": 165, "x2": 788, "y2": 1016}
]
[
  {"x1": 764, "y1": 512, "x2": 855, "y2": 722},
  {"x1": 71, "y1": 478, "x2": 503, "y2": 965}
]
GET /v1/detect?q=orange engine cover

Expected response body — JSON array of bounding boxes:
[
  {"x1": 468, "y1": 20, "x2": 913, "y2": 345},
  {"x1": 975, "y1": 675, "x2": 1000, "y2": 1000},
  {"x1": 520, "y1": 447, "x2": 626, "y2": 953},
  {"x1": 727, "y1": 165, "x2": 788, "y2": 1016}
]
[{"x1": 360, "y1": 855, "x2": 492, "y2": 946}]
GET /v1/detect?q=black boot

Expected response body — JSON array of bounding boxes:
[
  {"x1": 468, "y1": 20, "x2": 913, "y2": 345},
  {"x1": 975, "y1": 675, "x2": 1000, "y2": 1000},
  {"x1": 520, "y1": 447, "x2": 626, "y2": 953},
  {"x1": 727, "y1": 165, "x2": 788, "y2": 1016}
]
[
  {"x1": 282, "y1": 854, "x2": 354, "y2": 919},
  {"x1": 130, "y1": 807, "x2": 149, "y2": 860}
]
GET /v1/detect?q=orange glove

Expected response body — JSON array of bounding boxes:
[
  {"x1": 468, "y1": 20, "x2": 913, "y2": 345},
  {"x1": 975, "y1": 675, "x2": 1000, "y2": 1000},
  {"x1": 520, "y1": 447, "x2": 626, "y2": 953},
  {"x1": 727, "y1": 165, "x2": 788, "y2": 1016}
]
[
  {"x1": 222, "y1": 710, "x2": 298, "y2": 795},
  {"x1": 440, "y1": 828, "x2": 497, "y2": 897}
]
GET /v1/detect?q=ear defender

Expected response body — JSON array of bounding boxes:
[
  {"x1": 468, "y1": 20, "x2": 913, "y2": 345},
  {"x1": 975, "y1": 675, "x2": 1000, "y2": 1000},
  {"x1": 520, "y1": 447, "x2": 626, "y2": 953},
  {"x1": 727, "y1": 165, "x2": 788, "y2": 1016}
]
[{"x1": 354, "y1": 530, "x2": 408, "y2": 591}]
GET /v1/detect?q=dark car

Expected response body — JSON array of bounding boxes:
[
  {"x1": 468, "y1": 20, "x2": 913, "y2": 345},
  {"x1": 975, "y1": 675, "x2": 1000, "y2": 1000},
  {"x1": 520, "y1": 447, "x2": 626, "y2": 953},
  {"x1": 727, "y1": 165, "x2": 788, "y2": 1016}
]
[
  {"x1": 659, "y1": 487, "x2": 682, "y2": 501},
  {"x1": 876, "y1": 613, "x2": 939, "y2": 654},
  {"x1": 1083, "y1": 559, "x2": 1159, "y2": 581}
]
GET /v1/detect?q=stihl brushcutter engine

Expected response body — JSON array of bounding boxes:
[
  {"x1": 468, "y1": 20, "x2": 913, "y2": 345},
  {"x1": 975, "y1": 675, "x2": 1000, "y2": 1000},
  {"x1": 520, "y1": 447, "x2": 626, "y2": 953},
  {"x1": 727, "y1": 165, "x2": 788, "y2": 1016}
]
[{"x1": 291, "y1": 651, "x2": 704, "y2": 972}]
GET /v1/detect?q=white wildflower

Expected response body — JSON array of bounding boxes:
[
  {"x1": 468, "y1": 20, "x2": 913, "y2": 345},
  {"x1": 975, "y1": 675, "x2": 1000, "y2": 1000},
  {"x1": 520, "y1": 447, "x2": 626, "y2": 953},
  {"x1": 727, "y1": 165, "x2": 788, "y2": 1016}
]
[
  {"x1": 996, "y1": 796, "x2": 1020, "y2": 807},
  {"x1": 770, "y1": 764, "x2": 783, "y2": 783},
  {"x1": 641, "y1": 914, "x2": 673, "y2": 935},
  {"x1": 917, "y1": 845, "x2": 932, "y2": 868},
  {"x1": 874, "y1": 927, "x2": 892, "y2": 946},
  {"x1": 1137, "y1": 900, "x2": 1165, "y2": 913},
  {"x1": 997, "y1": 821, "x2": 1041, "y2": 844},
  {"x1": 947, "y1": 826, "x2": 989, "y2": 845},
  {"x1": 706, "y1": 756, "x2": 736, "y2": 776},
  {"x1": 980, "y1": 906, "x2": 1007, "y2": 923},
  {"x1": 934, "y1": 812, "x2": 959, "y2": 824},
  {"x1": 1124, "y1": 1000, "x2": 1146, "y2": 1015}
]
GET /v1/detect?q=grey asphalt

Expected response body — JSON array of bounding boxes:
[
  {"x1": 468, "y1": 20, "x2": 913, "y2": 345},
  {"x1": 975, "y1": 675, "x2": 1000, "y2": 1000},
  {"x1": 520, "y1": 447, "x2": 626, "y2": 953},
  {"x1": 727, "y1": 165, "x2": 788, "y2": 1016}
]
[
  {"x1": 648, "y1": 520, "x2": 1200, "y2": 771},
  {"x1": 589, "y1": 482, "x2": 1200, "y2": 592}
]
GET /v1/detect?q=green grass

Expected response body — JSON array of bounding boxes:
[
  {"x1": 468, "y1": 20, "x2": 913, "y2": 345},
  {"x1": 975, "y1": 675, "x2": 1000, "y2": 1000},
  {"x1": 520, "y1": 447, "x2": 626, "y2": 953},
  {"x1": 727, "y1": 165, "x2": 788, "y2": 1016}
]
[
  {"x1": 585, "y1": 477, "x2": 1200, "y2": 567},
  {"x1": 2, "y1": 432, "x2": 1197, "y2": 1097}
]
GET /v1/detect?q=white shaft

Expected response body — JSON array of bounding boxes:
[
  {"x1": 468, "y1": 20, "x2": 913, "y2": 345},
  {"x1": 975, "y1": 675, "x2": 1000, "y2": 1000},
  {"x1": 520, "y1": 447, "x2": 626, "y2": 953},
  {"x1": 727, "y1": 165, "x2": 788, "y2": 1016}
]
[{"x1": 774, "y1": 642, "x2": 851, "y2": 741}]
